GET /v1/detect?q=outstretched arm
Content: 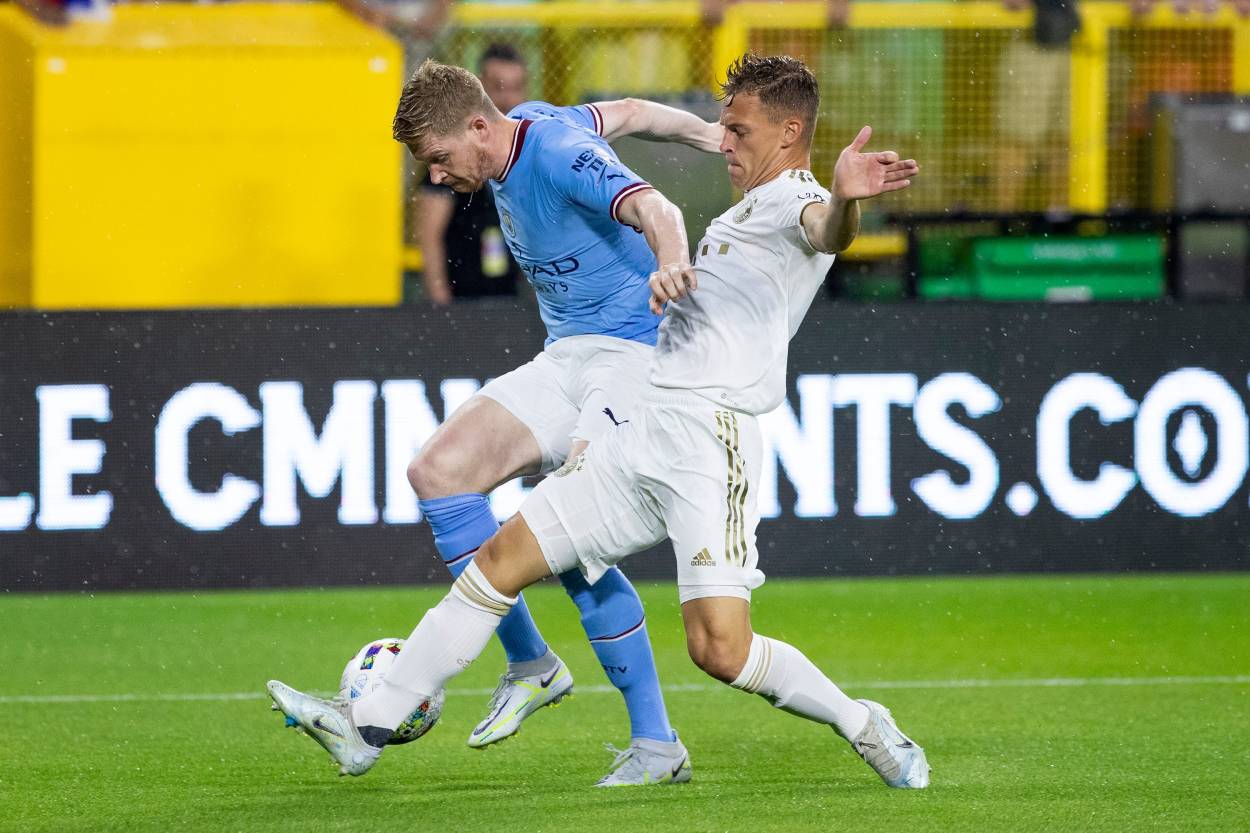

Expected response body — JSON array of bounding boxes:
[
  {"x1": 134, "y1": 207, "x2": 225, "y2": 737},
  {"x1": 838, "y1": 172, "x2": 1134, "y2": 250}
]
[
  {"x1": 802, "y1": 125, "x2": 919, "y2": 254},
  {"x1": 592, "y1": 98, "x2": 723, "y2": 153},
  {"x1": 616, "y1": 189, "x2": 698, "y2": 315}
]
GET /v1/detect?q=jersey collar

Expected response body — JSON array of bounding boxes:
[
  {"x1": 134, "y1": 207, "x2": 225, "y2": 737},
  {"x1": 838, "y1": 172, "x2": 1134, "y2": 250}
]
[
  {"x1": 496, "y1": 119, "x2": 532, "y2": 184},
  {"x1": 747, "y1": 168, "x2": 817, "y2": 194}
]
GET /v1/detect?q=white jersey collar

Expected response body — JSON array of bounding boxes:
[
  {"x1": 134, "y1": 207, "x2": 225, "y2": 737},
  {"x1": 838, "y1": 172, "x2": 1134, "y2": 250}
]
[{"x1": 744, "y1": 169, "x2": 817, "y2": 195}]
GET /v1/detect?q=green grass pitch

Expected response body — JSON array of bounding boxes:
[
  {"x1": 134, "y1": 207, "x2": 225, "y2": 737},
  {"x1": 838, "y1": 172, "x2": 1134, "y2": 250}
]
[{"x1": 2, "y1": 573, "x2": 1248, "y2": 833}]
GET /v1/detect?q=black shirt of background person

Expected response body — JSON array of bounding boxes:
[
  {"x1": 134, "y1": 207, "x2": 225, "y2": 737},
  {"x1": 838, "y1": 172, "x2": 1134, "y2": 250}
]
[
  {"x1": 421, "y1": 178, "x2": 521, "y2": 297},
  {"x1": 1033, "y1": 0, "x2": 1080, "y2": 47}
]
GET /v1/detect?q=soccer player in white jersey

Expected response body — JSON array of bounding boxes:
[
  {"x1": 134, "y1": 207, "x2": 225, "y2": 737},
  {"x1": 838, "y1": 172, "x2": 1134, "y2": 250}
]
[{"x1": 269, "y1": 53, "x2": 929, "y2": 788}]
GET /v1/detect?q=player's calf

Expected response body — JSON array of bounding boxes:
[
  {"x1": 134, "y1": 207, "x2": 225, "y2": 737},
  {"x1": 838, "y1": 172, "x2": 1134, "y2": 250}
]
[{"x1": 680, "y1": 595, "x2": 754, "y2": 683}]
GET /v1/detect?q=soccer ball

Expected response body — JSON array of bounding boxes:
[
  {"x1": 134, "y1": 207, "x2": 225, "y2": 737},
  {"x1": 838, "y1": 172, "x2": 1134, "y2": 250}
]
[{"x1": 339, "y1": 637, "x2": 445, "y2": 745}]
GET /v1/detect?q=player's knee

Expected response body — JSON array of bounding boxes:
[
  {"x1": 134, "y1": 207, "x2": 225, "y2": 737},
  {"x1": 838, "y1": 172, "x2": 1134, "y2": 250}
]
[
  {"x1": 471, "y1": 515, "x2": 550, "y2": 599},
  {"x1": 686, "y1": 633, "x2": 750, "y2": 684},
  {"x1": 473, "y1": 534, "x2": 503, "y2": 574},
  {"x1": 469, "y1": 533, "x2": 516, "y2": 596},
  {"x1": 407, "y1": 441, "x2": 465, "y2": 499}
]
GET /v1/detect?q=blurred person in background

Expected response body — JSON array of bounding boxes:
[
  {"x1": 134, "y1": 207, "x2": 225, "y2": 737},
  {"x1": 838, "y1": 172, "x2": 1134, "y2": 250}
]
[
  {"x1": 335, "y1": 0, "x2": 454, "y2": 271},
  {"x1": 995, "y1": 0, "x2": 1080, "y2": 213},
  {"x1": 12, "y1": 0, "x2": 108, "y2": 23},
  {"x1": 335, "y1": 0, "x2": 452, "y2": 52},
  {"x1": 416, "y1": 43, "x2": 527, "y2": 305},
  {"x1": 11, "y1": 0, "x2": 68, "y2": 24},
  {"x1": 1130, "y1": 0, "x2": 1250, "y2": 15}
]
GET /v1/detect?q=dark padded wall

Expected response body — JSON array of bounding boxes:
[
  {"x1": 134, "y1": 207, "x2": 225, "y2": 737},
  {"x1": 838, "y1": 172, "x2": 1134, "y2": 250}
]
[{"x1": 2, "y1": 303, "x2": 1247, "y2": 591}]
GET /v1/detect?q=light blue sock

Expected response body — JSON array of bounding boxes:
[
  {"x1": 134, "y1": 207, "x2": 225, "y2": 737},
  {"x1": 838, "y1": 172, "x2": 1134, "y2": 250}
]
[
  {"x1": 559, "y1": 568, "x2": 676, "y2": 743},
  {"x1": 419, "y1": 494, "x2": 548, "y2": 664}
]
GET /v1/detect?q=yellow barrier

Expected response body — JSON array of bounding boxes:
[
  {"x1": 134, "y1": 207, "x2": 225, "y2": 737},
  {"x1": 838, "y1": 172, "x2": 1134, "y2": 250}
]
[{"x1": 0, "y1": 3, "x2": 402, "y2": 309}]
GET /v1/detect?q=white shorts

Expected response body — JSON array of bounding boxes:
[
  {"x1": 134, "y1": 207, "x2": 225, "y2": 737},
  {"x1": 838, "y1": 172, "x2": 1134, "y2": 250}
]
[
  {"x1": 477, "y1": 334, "x2": 654, "y2": 474},
  {"x1": 520, "y1": 386, "x2": 767, "y2": 604}
]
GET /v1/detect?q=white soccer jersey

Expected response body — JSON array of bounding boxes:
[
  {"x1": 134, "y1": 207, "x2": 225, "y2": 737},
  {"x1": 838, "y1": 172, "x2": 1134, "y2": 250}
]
[{"x1": 649, "y1": 169, "x2": 837, "y2": 415}]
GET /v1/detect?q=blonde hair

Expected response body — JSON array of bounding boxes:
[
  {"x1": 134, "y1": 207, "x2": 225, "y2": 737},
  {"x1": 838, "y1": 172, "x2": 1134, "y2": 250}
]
[{"x1": 392, "y1": 59, "x2": 501, "y2": 148}]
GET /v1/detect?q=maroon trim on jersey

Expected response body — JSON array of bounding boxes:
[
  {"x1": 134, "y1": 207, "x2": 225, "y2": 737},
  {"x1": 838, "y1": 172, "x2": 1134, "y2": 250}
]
[
  {"x1": 609, "y1": 182, "x2": 654, "y2": 225},
  {"x1": 586, "y1": 103, "x2": 604, "y2": 136},
  {"x1": 497, "y1": 119, "x2": 532, "y2": 183}
]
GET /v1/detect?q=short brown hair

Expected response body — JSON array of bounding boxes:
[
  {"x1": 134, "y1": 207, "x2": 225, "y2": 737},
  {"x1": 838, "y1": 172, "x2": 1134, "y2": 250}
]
[
  {"x1": 393, "y1": 59, "x2": 501, "y2": 148},
  {"x1": 720, "y1": 53, "x2": 819, "y2": 140}
]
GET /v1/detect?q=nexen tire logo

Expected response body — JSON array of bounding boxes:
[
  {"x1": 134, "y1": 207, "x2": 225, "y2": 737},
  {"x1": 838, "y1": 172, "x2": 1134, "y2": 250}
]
[{"x1": 0, "y1": 368, "x2": 1245, "y2": 533}]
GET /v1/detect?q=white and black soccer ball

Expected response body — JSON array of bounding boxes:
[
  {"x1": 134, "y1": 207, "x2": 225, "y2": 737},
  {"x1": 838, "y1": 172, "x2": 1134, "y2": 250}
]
[{"x1": 339, "y1": 637, "x2": 445, "y2": 745}]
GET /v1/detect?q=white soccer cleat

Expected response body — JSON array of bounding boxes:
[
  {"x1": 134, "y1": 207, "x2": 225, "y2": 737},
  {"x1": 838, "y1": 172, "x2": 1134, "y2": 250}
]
[
  {"x1": 595, "y1": 737, "x2": 692, "y2": 787},
  {"x1": 848, "y1": 699, "x2": 930, "y2": 789},
  {"x1": 267, "y1": 679, "x2": 382, "y2": 777},
  {"x1": 466, "y1": 657, "x2": 574, "y2": 748}
]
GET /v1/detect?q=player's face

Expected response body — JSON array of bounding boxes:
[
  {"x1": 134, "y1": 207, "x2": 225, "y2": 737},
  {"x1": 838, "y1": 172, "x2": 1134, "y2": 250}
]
[
  {"x1": 718, "y1": 93, "x2": 790, "y2": 190},
  {"x1": 480, "y1": 59, "x2": 527, "y2": 115},
  {"x1": 415, "y1": 127, "x2": 492, "y2": 193}
]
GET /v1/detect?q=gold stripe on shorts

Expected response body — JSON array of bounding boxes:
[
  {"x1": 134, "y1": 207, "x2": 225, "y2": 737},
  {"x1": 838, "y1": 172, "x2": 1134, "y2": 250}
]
[{"x1": 715, "y1": 410, "x2": 749, "y2": 567}]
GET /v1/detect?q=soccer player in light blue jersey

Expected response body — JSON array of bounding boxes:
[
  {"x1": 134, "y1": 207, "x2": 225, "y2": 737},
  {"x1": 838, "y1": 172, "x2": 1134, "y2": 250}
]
[{"x1": 269, "y1": 59, "x2": 721, "y2": 785}]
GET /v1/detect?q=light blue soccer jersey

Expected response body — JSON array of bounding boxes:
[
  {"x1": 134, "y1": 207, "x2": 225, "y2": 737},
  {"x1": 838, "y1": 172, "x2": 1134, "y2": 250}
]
[{"x1": 488, "y1": 101, "x2": 662, "y2": 346}]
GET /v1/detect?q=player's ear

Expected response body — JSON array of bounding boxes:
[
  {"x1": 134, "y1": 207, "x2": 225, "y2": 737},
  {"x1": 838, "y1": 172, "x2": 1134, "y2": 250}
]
[
  {"x1": 467, "y1": 114, "x2": 490, "y2": 140},
  {"x1": 780, "y1": 118, "x2": 803, "y2": 149}
]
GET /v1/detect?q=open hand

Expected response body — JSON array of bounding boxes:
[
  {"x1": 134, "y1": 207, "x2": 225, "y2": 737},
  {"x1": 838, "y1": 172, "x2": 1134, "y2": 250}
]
[{"x1": 833, "y1": 126, "x2": 919, "y2": 202}]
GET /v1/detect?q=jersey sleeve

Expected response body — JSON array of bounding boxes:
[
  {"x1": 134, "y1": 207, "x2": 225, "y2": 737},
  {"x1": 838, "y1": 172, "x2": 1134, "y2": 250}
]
[
  {"x1": 573, "y1": 103, "x2": 606, "y2": 136},
  {"x1": 776, "y1": 175, "x2": 832, "y2": 251},
  {"x1": 543, "y1": 132, "x2": 653, "y2": 226},
  {"x1": 508, "y1": 101, "x2": 603, "y2": 136}
]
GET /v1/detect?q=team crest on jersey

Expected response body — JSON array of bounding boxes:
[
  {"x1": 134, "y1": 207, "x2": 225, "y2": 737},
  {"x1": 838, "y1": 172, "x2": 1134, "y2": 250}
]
[
  {"x1": 732, "y1": 198, "x2": 755, "y2": 224},
  {"x1": 501, "y1": 210, "x2": 516, "y2": 237}
]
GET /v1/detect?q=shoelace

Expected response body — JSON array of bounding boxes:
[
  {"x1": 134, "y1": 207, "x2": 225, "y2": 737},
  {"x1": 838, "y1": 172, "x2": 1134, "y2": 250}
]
[
  {"x1": 484, "y1": 675, "x2": 511, "y2": 711},
  {"x1": 852, "y1": 723, "x2": 903, "y2": 780},
  {"x1": 600, "y1": 740, "x2": 650, "y2": 780},
  {"x1": 603, "y1": 743, "x2": 641, "y2": 777}
]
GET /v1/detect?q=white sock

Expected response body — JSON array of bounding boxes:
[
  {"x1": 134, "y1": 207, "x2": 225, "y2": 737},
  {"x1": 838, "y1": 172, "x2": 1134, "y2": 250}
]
[
  {"x1": 352, "y1": 561, "x2": 516, "y2": 733},
  {"x1": 730, "y1": 634, "x2": 869, "y2": 740}
]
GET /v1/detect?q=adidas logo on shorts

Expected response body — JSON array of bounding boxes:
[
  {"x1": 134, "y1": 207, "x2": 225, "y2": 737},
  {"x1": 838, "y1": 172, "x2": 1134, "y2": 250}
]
[{"x1": 690, "y1": 548, "x2": 715, "y2": 567}]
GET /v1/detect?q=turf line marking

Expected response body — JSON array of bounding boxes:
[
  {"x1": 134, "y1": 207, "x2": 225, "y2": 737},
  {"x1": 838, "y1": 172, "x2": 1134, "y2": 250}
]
[{"x1": 4, "y1": 674, "x2": 1248, "y2": 704}]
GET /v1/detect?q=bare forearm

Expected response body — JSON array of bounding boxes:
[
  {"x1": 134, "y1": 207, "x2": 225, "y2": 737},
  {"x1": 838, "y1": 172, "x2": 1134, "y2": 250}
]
[
  {"x1": 420, "y1": 240, "x2": 450, "y2": 294},
  {"x1": 821, "y1": 197, "x2": 860, "y2": 253},
  {"x1": 629, "y1": 192, "x2": 690, "y2": 268},
  {"x1": 619, "y1": 190, "x2": 698, "y2": 313},
  {"x1": 415, "y1": 194, "x2": 454, "y2": 303},
  {"x1": 596, "y1": 98, "x2": 722, "y2": 153}
]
